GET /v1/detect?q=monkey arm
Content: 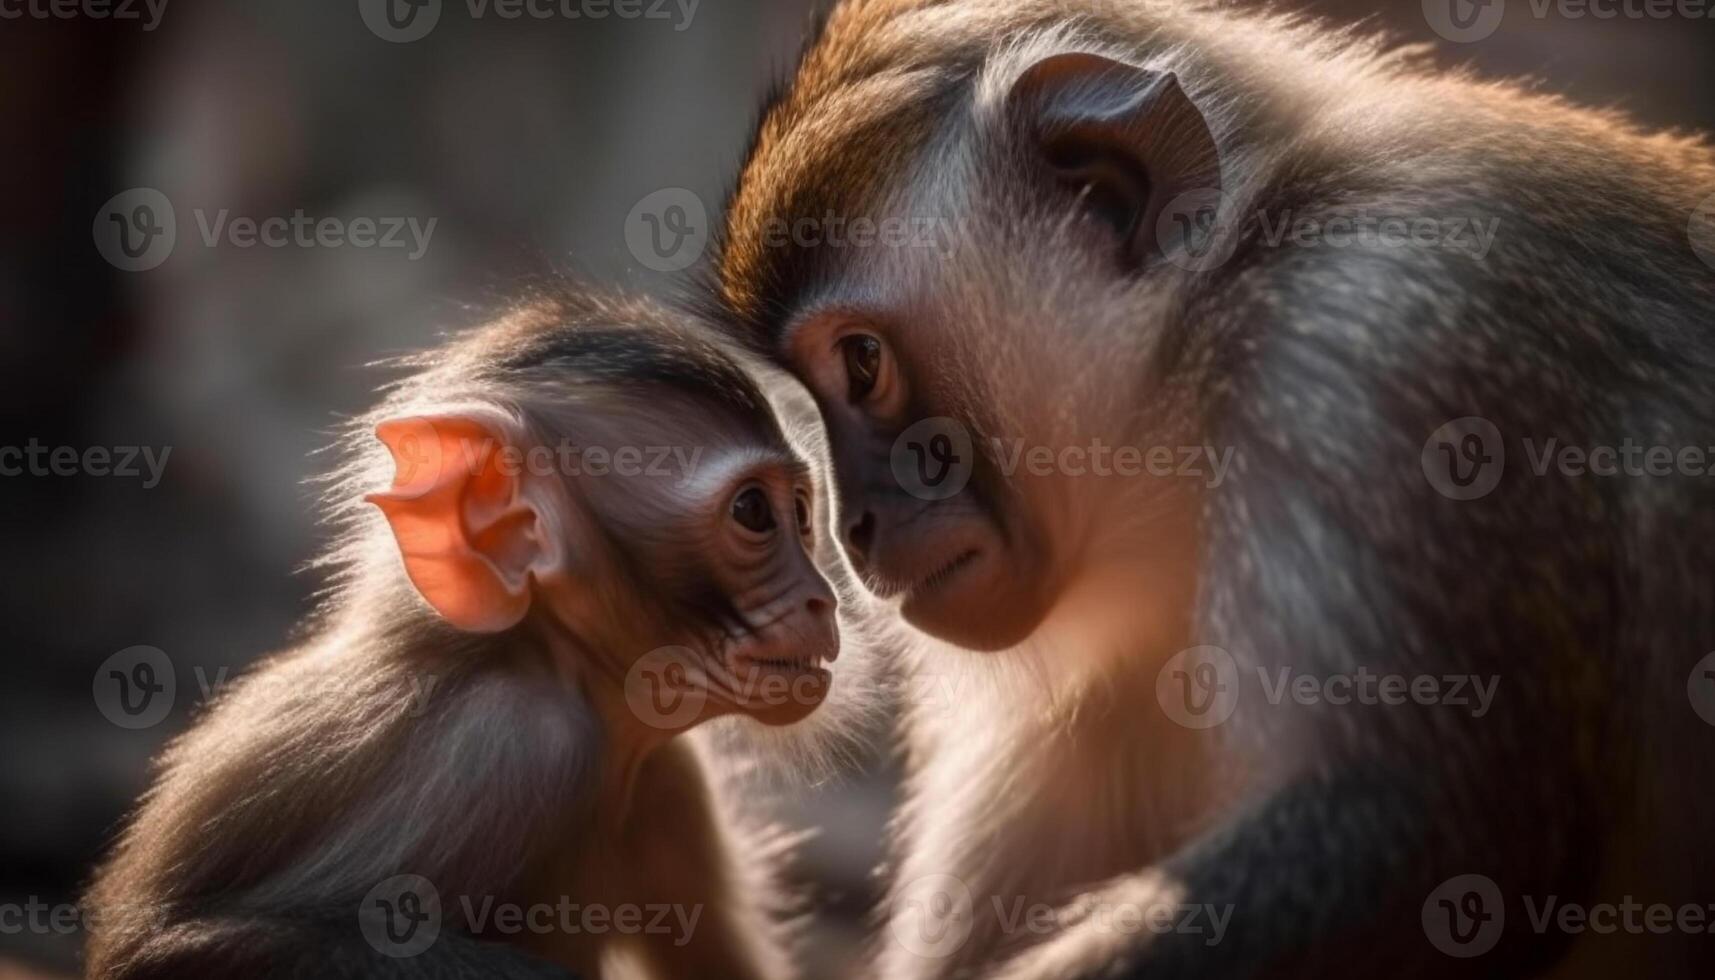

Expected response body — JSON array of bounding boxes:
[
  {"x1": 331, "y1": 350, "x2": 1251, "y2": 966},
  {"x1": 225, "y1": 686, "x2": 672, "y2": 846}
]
[
  {"x1": 989, "y1": 762, "x2": 1587, "y2": 980},
  {"x1": 987, "y1": 290, "x2": 1619, "y2": 979},
  {"x1": 983, "y1": 603, "x2": 1602, "y2": 980}
]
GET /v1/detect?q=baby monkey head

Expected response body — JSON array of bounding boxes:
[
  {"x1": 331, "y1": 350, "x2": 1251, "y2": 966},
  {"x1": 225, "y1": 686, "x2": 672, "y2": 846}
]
[{"x1": 364, "y1": 292, "x2": 838, "y2": 731}]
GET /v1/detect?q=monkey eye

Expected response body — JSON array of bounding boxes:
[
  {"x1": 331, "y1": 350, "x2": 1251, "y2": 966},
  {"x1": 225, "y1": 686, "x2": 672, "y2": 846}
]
[
  {"x1": 731, "y1": 486, "x2": 777, "y2": 535},
  {"x1": 841, "y1": 334, "x2": 882, "y2": 400}
]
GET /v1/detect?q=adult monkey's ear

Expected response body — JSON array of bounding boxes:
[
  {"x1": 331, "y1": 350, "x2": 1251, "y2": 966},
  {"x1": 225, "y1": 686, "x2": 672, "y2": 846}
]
[
  {"x1": 365, "y1": 413, "x2": 561, "y2": 633},
  {"x1": 1007, "y1": 52, "x2": 1221, "y2": 265}
]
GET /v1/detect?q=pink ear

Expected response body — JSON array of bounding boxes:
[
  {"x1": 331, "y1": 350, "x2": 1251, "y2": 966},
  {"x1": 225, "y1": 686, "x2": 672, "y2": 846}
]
[{"x1": 365, "y1": 414, "x2": 545, "y2": 633}]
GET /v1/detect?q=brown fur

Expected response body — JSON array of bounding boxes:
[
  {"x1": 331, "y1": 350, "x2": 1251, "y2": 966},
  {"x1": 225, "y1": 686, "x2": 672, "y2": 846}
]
[
  {"x1": 84, "y1": 291, "x2": 841, "y2": 980},
  {"x1": 715, "y1": 3, "x2": 1715, "y2": 979}
]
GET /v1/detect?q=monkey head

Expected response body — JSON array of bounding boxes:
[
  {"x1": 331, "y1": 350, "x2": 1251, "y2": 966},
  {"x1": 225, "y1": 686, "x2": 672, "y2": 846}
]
[
  {"x1": 720, "y1": 39, "x2": 1221, "y2": 651},
  {"x1": 365, "y1": 301, "x2": 840, "y2": 732}
]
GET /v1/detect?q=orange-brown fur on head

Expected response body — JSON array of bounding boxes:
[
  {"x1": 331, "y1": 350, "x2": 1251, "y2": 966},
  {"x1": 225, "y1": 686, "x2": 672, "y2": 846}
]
[{"x1": 720, "y1": 0, "x2": 1715, "y2": 339}]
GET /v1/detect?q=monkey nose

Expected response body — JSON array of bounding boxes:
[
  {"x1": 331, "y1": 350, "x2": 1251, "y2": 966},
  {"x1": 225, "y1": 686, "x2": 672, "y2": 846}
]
[
  {"x1": 844, "y1": 510, "x2": 876, "y2": 563},
  {"x1": 805, "y1": 593, "x2": 833, "y2": 619}
]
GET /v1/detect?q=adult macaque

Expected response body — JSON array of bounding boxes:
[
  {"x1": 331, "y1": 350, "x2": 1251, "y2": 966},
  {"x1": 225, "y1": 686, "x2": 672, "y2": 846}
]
[
  {"x1": 714, "y1": 1, "x2": 1715, "y2": 977},
  {"x1": 85, "y1": 291, "x2": 847, "y2": 979}
]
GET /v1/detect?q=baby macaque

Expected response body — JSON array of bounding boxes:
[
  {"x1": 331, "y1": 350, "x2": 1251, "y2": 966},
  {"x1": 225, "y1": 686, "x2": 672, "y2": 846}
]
[{"x1": 84, "y1": 289, "x2": 842, "y2": 979}]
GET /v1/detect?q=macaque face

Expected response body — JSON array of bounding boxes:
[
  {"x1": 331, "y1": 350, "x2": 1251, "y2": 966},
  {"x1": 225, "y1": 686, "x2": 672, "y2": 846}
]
[
  {"x1": 570, "y1": 403, "x2": 841, "y2": 728},
  {"x1": 782, "y1": 314, "x2": 1058, "y2": 652},
  {"x1": 763, "y1": 140, "x2": 1121, "y2": 655},
  {"x1": 725, "y1": 53, "x2": 1218, "y2": 651},
  {"x1": 370, "y1": 369, "x2": 840, "y2": 731}
]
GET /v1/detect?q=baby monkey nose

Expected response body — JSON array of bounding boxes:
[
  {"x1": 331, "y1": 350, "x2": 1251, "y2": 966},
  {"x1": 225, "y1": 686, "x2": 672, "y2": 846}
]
[{"x1": 800, "y1": 590, "x2": 840, "y2": 662}]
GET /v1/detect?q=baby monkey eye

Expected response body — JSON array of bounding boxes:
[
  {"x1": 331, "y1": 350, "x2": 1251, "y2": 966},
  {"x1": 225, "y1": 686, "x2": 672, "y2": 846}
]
[
  {"x1": 731, "y1": 486, "x2": 776, "y2": 534},
  {"x1": 842, "y1": 334, "x2": 882, "y2": 400}
]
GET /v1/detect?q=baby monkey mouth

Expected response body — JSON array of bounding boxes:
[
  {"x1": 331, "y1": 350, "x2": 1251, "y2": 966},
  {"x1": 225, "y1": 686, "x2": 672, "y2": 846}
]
[
  {"x1": 721, "y1": 611, "x2": 840, "y2": 685},
  {"x1": 728, "y1": 647, "x2": 836, "y2": 678},
  {"x1": 747, "y1": 655, "x2": 820, "y2": 669},
  {"x1": 722, "y1": 640, "x2": 835, "y2": 720}
]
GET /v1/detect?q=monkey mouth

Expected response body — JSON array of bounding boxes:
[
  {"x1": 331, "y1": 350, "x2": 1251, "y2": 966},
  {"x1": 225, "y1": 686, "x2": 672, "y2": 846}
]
[
  {"x1": 862, "y1": 547, "x2": 982, "y2": 602},
  {"x1": 903, "y1": 548, "x2": 982, "y2": 599},
  {"x1": 726, "y1": 650, "x2": 835, "y2": 679},
  {"x1": 718, "y1": 644, "x2": 835, "y2": 720},
  {"x1": 721, "y1": 620, "x2": 839, "y2": 690}
]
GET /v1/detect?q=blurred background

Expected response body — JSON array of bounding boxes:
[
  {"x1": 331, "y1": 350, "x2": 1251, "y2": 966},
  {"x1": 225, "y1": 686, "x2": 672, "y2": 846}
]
[{"x1": 1, "y1": 0, "x2": 1712, "y2": 975}]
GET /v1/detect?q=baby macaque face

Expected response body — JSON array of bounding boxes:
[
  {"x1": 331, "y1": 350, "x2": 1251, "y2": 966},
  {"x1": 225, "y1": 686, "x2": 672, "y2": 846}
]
[
  {"x1": 566, "y1": 389, "x2": 840, "y2": 728},
  {"x1": 365, "y1": 306, "x2": 840, "y2": 731}
]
